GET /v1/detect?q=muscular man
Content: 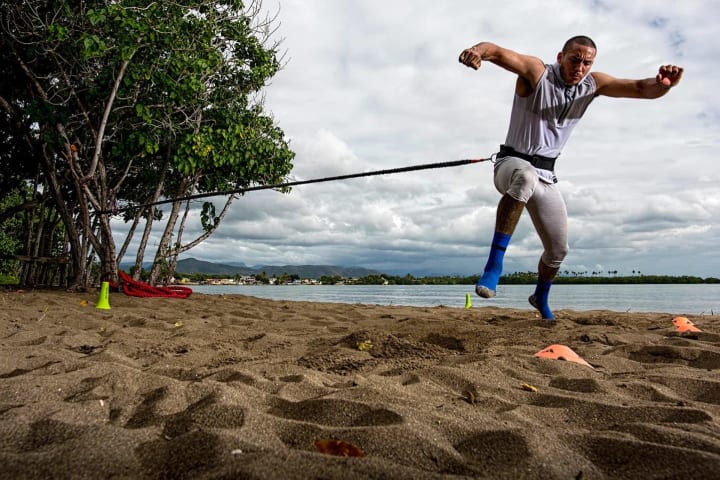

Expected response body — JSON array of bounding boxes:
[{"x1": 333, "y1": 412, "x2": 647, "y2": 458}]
[{"x1": 459, "y1": 35, "x2": 683, "y2": 320}]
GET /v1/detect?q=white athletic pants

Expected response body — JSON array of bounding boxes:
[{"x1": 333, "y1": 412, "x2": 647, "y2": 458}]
[{"x1": 493, "y1": 157, "x2": 569, "y2": 269}]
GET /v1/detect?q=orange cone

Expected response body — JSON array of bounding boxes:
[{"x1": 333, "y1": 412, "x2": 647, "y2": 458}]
[
  {"x1": 534, "y1": 344, "x2": 593, "y2": 368},
  {"x1": 672, "y1": 316, "x2": 701, "y2": 333}
]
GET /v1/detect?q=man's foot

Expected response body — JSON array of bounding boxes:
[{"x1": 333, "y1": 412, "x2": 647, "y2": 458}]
[
  {"x1": 529, "y1": 294, "x2": 555, "y2": 320},
  {"x1": 475, "y1": 231, "x2": 512, "y2": 299},
  {"x1": 475, "y1": 284, "x2": 496, "y2": 298},
  {"x1": 475, "y1": 269, "x2": 501, "y2": 298}
]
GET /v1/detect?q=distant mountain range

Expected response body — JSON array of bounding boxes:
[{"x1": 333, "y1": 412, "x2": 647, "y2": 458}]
[{"x1": 121, "y1": 257, "x2": 382, "y2": 279}]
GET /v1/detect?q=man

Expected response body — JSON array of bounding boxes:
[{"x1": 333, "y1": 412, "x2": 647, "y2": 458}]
[{"x1": 458, "y1": 36, "x2": 683, "y2": 320}]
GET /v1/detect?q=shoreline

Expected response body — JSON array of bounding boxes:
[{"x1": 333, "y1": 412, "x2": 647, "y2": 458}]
[{"x1": 189, "y1": 283, "x2": 720, "y2": 316}]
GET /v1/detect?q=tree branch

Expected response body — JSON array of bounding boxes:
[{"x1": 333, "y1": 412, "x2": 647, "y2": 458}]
[{"x1": 83, "y1": 57, "x2": 133, "y2": 181}]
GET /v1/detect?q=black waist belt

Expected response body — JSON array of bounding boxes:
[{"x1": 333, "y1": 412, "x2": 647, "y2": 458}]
[{"x1": 497, "y1": 145, "x2": 557, "y2": 171}]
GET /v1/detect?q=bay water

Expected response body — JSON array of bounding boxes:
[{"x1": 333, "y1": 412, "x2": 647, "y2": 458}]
[{"x1": 190, "y1": 283, "x2": 720, "y2": 315}]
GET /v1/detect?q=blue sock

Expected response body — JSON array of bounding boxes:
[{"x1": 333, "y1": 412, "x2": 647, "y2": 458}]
[
  {"x1": 532, "y1": 279, "x2": 555, "y2": 320},
  {"x1": 477, "y1": 232, "x2": 511, "y2": 291}
]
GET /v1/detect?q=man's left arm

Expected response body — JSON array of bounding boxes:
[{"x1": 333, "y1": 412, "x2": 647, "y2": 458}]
[{"x1": 593, "y1": 65, "x2": 683, "y2": 99}]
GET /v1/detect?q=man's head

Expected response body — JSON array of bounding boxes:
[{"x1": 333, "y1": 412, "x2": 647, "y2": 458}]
[{"x1": 557, "y1": 35, "x2": 597, "y2": 85}]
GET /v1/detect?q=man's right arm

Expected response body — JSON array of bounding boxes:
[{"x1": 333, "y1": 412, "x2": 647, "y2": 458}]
[{"x1": 458, "y1": 42, "x2": 545, "y2": 88}]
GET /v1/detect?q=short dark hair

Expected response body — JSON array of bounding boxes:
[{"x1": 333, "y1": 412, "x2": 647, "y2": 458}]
[{"x1": 562, "y1": 35, "x2": 597, "y2": 53}]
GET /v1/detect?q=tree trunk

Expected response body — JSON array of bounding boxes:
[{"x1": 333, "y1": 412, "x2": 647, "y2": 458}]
[
  {"x1": 132, "y1": 154, "x2": 171, "y2": 279},
  {"x1": 39, "y1": 145, "x2": 85, "y2": 290},
  {"x1": 173, "y1": 194, "x2": 235, "y2": 255},
  {"x1": 116, "y1": 211, "x2": 142, "y2": 267},
  {"x1": 148, "y1": 178, "x2": 191, "y2": 285},
  {"x1": 163, "y1": 194, "x2": 236, "y2": 283},
  {"x1": 166, "y1": 199, "x2": 192, "y2": 284},
  {"x1": 98, "y1": 215, "x2": 118, "y2": 283}
]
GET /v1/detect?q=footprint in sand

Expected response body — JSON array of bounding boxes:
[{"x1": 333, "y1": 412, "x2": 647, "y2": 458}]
[
  {"x1": 628, "y1": 344, "x2": 720, "y2": 370},
  {"x1": 647, "y1": 375, "x2": 720, "y2": 405},
  {"x1": 549, "y1": 377, "x2": 603, "y2": 394},
  {"x1": 454, "y1": 430, "x2": 531, "y2": 471},
  {"x1": 124, "y1": 389, "x2": 245, "y2": 434},
  {"x1": 136, "y1": 430, "x2": 226, "y2": 479},
  {"x1": 577, "y1": 434, "x2": 720, "y2": 478},
  {"x1": 267, "y1": 398, "x2": 403, "y2": 427}
]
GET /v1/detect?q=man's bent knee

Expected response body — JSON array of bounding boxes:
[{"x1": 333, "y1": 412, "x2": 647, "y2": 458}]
[
  {"x1": 494, "y1": 158, "x2": 539, "y2": 202},
  {"x1": 542, "y1": 244, "x2": 568, "y2": 269},
  {"x1": 506, "y1": 166, "x2": 539, "y2": 203}
]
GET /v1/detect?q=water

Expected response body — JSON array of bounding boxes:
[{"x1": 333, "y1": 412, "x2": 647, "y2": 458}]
[{"x1": 189, "y1": 283, "x2": 720, "y2": 315}]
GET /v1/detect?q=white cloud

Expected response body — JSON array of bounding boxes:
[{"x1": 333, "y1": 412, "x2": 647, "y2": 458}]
[{"x1": 117, "y1": 0, "x2": 720, "y2": 277}]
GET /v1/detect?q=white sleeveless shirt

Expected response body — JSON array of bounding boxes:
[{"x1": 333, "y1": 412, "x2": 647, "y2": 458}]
[{"x1": 503, "y1": 63, "x2": 597, "y2": 181}]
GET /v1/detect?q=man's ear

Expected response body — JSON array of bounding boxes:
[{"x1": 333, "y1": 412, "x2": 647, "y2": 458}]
[{"x1": 556, "y1": 51, "x2": 563, "y2": 63}]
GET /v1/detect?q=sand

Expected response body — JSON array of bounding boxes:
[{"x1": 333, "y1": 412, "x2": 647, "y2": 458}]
[{"x1": 1, "y1": 288, "x2": 719, "y2": 479}]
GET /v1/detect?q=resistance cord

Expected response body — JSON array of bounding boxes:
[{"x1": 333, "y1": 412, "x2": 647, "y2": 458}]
[{"x1": 102, "y1": 156, "x2": 494, "y2": 215}]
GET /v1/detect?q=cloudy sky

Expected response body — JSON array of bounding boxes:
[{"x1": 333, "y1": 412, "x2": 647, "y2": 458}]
[{"x1": 128, "y1": 0, "x2": 720, "y2": 277}]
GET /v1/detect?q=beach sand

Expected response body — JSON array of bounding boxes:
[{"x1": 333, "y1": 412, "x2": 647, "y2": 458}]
[{"x1": 1, "y1": 288, "x2": 719, "y2": 479}]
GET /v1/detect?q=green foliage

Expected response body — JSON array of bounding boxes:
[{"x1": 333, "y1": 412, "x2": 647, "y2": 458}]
[
  {"x1": 200, "y1": 202, "x2": 219, "y2": 232},
  {"x1": 353, "y1": 274, "x2": 389, "y2": 285},
  {"x1": 254, "y1": 272, "x2": 270, "y2": 284},
  {"x1": 320, "y1": 275, "x2": 344, "y2": 285},
  {"x1": 275, "y1": 272, "x2": 300, "y2": 284},
  {"x1": 0, "y1": 189, "x2": 26, "y2": 276},
  {"x1": 1, "y1": 0, "x2": 294, "y2": 287},
  {"x1": 0, "y1": 274, "x2": 19, "y2": 285}
]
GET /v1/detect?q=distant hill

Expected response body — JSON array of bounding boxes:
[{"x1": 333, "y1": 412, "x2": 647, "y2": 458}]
[
  {"x1": 172, "y1": 258, "x2": 380, "y2": 278},
  {"x1": 175, "y1": 258, "x2": 253, "y2": 275}
]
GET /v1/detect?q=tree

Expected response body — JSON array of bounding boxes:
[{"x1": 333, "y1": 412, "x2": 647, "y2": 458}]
[
  {"x1": 1, "y1": 0, "x2": 294, "y2": 289},
  {"x1": 254, "y1": 271, "x2": 270, "y2": 284},
  {"x1": 320, "y1": 275, "x2": 343, "y2": 285},
  {"x1": 0, "y1": 190, "x2": 25, "y2": 278}
]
